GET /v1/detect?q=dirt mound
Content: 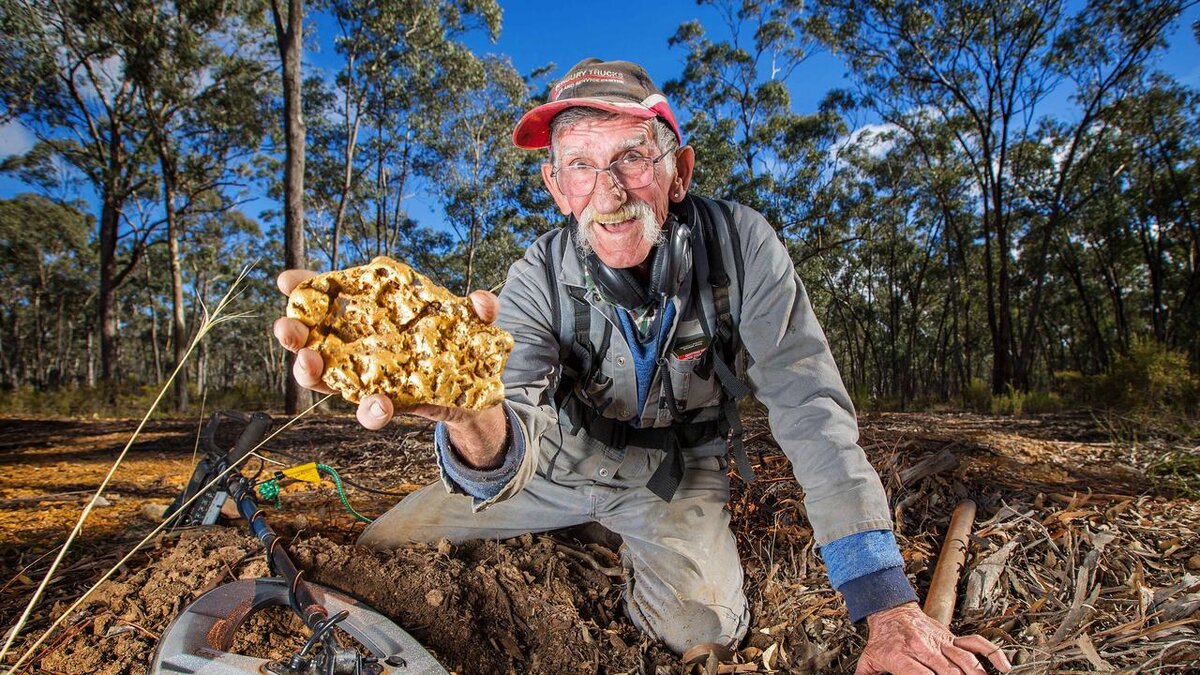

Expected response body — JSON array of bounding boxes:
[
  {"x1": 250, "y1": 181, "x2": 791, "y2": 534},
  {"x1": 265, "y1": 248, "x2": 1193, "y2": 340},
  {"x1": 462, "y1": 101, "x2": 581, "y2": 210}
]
[{"x1": 30, "y1": 526, "x2": 672, "y2": 674}]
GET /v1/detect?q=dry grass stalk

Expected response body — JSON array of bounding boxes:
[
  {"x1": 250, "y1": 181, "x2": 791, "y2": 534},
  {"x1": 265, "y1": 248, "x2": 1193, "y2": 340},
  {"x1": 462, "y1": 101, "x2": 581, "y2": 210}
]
[{"x1": 0, "y1": 264, "x2": 266, "y2": 671}]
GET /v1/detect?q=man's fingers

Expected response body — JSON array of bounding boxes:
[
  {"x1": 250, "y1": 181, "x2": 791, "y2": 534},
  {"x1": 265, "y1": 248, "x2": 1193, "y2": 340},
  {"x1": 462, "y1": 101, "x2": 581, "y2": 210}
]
[
  {"x1": 939, "y1": 642, "x2": 985, "y2": 674},
  {"x1": 889, "y1": 655, "x2": 937, "y2": 675},
  {"x1": 915, "y1": 648, "x2": 965, "y2": 675},
  {"x1": 278, "y1": 269, "x2": 318, "y2": 296},
  {"x1": 854, "y1": 653, "x2": 880, "y2": 675},
  {"x1": 293, "y1": 349, "x2": 335, "y2": 394},
  {"x1": 273, "y1": 317, "x2": 310, "y2": 353},
  {"x1": 468, "y1": 290, "x2": 500, "y2": 324},
  {"x1": 953, "y1": 636, "x2": 1012, "y2": 672},
  {"x1": 356, "y1": 394, "x2": 393, "y2": 430}
]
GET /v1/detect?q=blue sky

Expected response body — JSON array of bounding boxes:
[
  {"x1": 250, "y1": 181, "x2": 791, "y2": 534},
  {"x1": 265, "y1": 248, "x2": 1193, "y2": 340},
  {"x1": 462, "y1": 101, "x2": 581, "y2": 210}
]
[{"x1": 2, "y1": 0, "x2": 1198, "y2": 227}]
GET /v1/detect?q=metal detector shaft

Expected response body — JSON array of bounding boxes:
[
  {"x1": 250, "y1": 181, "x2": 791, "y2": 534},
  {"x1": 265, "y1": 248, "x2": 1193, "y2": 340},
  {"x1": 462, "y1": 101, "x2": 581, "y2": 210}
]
[
  {"x1": 223, "y1": 468, "x2": 330, "y2": 629},
  {"x1": 214, "y1": 414, "x2": 329, "y2": 630}
]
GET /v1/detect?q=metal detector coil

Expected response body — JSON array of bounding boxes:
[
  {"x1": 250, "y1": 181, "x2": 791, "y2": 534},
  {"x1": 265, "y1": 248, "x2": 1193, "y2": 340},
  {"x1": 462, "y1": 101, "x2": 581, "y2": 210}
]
[
  {"x1": 152, "y1": 578, "x2": 444, "y2": 674},
  {"x1": 152, "y1": 411, "x2": 448, "y2": 675}
]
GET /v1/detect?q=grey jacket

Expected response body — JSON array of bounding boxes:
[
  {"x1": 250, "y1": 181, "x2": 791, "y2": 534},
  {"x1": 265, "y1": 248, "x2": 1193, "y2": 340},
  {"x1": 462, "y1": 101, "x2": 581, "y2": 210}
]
[{"x1": 477, "y1": 199, "x2": 892, "y2": 546}]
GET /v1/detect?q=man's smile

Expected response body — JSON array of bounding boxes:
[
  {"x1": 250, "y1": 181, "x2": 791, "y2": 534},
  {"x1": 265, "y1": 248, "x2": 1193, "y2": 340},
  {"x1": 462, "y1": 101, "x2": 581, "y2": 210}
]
[{"x1": 590, "y1": 204, "x2": 638, "y2": 229}]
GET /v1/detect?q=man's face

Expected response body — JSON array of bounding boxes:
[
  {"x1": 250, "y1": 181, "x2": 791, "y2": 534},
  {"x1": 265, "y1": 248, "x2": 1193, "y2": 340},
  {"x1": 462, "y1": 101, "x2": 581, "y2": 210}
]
[{"x1": 541, "y1": 115, "x2": 694, "y2": 270}]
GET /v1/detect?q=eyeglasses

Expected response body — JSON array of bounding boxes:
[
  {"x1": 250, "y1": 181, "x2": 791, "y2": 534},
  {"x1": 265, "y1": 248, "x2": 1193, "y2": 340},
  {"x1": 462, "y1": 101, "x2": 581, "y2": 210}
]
[{"x1": 552, "y1": 149, "x2": 674, "y2": 197}]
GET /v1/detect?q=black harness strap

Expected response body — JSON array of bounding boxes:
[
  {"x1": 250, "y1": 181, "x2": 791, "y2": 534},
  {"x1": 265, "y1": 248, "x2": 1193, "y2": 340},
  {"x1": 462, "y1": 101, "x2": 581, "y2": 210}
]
[
  {"x1": 645, "y1": 430, "x2": 683, "y2": 501},
  {"x1": 691, "y1": 198, "x2": 754, "y2": 483}
]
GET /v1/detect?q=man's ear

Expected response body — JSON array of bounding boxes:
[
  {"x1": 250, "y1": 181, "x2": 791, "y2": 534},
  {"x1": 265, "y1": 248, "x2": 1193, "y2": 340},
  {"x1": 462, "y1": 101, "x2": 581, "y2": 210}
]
[
  {"x1": 541, "y1": 163, "x2": 574, "y2": 215},
  {"x1": 670, "y1": 145, "x2": 696, "y2": 202}
]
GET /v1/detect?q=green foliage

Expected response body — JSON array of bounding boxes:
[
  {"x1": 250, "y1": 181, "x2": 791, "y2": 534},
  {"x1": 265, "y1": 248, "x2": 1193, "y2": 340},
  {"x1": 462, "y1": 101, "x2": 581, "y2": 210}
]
[
  {"x1": 1021, "y1": 390, "x2": 1065, "y2": 415},
  {"x1": 989, "y1": 386, "x2": 1024, "y2": 417},
  {"x1": 303, "y1": 0, "x2": 511, "y2": 273},
  {"x1": 1096, "y1": 339, "x2": 1199, "y2": 418},
  {"x1": 1149, "y1": 450, "x2": 1200, "y2": 498},
  {"x1": 812, "y1": 0, "x2": 1190, "y2": 398},
  {"x1": 664, "y1": 0, "x2": 836, "y2": 228},
  {"x1": 963, "y1": 378, "x2": 992, "y2": 414},
  {"x1": 0, "y1": 383, "x2": 170, "y2": 418},
  {"x1": 959, "y1": 378, "x2": 1064, "y2": 417},
  {"x1": 0, "y1": 194, "x2": 95, "y2": 389},
  {"x1": 0, "y1": 0, "x2": 1195, "y2": 415}
]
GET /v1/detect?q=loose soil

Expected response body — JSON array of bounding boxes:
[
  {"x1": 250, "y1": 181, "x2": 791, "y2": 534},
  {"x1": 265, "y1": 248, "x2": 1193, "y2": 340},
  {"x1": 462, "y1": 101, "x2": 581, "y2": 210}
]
[{"x1": 0, "y1": 409, "x2": 1196, "y2": 674}]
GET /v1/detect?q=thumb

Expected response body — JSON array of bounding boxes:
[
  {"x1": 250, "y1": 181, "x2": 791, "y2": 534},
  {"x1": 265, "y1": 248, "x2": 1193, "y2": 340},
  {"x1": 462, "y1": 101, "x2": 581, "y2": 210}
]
[
  {"x1": 277, "y1": 269, "x2": 318, "y2": 296},
  {"x1": 468, "y1": 290, "x2": 500, "y2": 324}
]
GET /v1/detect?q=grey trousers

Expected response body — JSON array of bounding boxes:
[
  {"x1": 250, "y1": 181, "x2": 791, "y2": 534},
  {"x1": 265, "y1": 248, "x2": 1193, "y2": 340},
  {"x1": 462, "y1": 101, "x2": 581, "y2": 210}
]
[{"x1": 358, "y1": 449, "x2": 750, "y2": 655}]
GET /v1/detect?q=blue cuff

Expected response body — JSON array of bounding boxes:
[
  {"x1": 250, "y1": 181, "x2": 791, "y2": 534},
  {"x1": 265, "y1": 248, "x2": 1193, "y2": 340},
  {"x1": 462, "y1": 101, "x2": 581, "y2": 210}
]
[
  {"x1": 838, "y1": 566, "x2": 918, "y2": 623},
  {"x1": 434, "y1": 404, "x2": 524, "y2": 500},
  {"x1": 820, "y1": 529, "x2": 906, "y2": 588},
  {"x1": 820, "y1": 529, "x2": 916, "y2": 622}
]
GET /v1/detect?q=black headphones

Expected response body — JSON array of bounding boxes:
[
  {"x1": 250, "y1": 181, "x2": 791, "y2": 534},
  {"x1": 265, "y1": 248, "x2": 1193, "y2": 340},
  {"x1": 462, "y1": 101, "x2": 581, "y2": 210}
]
[{"x1": 579, "y1": 201, "x2": 694, "y2": 310}]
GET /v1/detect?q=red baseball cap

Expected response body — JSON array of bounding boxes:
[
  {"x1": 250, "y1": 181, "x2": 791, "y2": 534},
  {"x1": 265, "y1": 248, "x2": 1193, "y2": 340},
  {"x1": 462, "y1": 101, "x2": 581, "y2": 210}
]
[{"x1": 512, "y1": 58, "x2": 683, "y2": 150}]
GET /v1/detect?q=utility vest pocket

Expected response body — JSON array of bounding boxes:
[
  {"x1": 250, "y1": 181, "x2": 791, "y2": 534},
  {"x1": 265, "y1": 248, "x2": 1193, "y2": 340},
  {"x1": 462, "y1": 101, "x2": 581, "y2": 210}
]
[{"x1": 661, "y1": 322, "x2": 722, "y2": 414}]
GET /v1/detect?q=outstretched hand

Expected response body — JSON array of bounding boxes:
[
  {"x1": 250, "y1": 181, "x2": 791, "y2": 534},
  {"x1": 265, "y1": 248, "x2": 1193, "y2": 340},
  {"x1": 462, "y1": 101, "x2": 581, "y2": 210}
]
[
  {"x1": 271, "y1": 268, "x2": 502, "y2": 433},
  {"x1": 856, "y1": 603, "x2": 1011, "y2": 675}
]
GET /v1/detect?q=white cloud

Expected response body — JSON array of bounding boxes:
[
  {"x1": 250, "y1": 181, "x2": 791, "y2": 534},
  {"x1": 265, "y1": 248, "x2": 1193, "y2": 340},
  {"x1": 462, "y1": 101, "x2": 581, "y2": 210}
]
[
  {"x1": 0, "y1": 119, "x2": 36, "y2": 158},
  {"x1": 844, "y1": 122, "x2": 902, "y2": 158},
  {"x1": 829, "y1": 122, "x2": 905, "y2": 169}
]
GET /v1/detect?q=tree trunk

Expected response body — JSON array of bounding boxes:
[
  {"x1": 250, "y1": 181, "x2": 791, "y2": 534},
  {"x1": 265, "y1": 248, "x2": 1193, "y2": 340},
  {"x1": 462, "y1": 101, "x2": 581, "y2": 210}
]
[
  {"x1": 161, "y1": 159, "x2": 189, "y2": 410},
  {"x1": 98, "y1": 193, "x2": 121, "y2": 393},
  {"x1": 145, "y1": 264, "x2": 163, "y2": 384},
  {"x1": 272, "y1": 0, "x2": 307, "y2": 414}
]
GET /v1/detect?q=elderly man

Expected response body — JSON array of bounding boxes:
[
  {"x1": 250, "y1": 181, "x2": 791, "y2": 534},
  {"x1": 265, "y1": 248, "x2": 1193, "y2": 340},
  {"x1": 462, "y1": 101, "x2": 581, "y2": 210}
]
[{"x1": 275, "y1": 58, "x2": 1011, "y2": 674}]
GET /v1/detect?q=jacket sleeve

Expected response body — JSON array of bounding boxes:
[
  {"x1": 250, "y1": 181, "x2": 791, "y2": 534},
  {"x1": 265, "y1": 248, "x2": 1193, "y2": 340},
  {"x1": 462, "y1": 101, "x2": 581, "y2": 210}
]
[{"x1": 731, "y1": 204, "x2": 895, "y2": 545}]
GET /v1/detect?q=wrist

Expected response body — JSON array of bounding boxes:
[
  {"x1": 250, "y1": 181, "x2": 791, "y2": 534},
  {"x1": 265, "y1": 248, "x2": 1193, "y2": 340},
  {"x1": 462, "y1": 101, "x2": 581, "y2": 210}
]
[
  {"x1": 866, "y1": 601, "x2": 921, "y2": 630},
  {"x1": 445, "y1": 406, "x2": 508, "y2": 469}
]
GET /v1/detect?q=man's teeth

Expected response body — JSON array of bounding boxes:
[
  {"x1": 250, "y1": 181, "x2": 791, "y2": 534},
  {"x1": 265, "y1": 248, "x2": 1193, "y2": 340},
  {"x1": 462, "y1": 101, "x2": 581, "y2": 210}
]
[{"x1": 594, "y1": 207, "x2": 632, "y2": 225}]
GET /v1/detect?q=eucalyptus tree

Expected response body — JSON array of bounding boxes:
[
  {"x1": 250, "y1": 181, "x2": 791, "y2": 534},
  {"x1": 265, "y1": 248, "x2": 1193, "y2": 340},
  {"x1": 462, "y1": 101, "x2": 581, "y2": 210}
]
[
  {"x1": 133, "y1": 0, "x2": 273, "y2": 409},
  {"x1": 184, "y1": 207, "x2": 271, "y2": 395},
  {"x1": 815, "y1": 124, "x2": 965, "y2": 407},
  {"x1": 0, "y1": 0, "x2": 163, "y2": 386},
  {"x1": 664, "y1": 0, "x2": 826, "y2": 227},
  {"x1": 420, "y1": 56, "x2": 531, "y2": 293},
  {"x1": 0, "y1": 195, "x2": 93, "y2": 389},
  {"x1": 309, "y1": 0, "x2": 501, "y2": 271},
  {"x1": 813, "y1": 0, "x2": 1187, "y2": 392},
  {"x1": 265, "y1": 0, "x2": 308, "y2": 413},
  {"x1": 1050, "y1": 79, "x2": 1200, "y2": 370},
  {"x1": 1122, "y1": 84, "x2": 1200, "y2": 356}
]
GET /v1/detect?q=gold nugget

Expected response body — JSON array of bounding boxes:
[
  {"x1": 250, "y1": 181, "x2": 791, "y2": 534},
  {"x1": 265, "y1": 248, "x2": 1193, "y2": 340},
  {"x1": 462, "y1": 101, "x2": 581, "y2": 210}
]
[{"x1": 286, "y1": 257, "x2": 513, "y2": 410}]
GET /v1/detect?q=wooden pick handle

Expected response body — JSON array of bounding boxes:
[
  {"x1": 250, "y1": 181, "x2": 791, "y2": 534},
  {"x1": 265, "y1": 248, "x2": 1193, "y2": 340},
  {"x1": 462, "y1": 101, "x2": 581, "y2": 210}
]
[{"x1": 924, "y1": 499, "x2": 977, "y2": 626}]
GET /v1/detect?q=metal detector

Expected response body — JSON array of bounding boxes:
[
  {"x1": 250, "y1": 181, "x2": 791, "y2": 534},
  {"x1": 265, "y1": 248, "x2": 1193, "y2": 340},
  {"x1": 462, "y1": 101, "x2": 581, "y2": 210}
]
[{"x1": 151, "y1": 411, "x2": 447, "y2": 675}]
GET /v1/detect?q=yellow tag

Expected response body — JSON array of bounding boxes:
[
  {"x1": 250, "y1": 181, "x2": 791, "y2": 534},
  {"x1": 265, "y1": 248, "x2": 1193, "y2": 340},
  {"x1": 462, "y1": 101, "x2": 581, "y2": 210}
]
[{"x1": 281, "y1": 462, "x2": 321, "y2": 484}]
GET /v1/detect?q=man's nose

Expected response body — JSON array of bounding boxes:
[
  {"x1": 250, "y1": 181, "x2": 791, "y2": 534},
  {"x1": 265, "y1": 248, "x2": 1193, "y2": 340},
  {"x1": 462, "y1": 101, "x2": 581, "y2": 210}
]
[{"x1": 591, "y1": 169, "x2": 626, "y2": 212}]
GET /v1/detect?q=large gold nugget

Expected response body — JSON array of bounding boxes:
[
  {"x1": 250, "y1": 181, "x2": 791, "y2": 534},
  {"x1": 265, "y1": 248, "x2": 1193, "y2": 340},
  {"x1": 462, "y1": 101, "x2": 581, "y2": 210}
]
[{"x1": 286, "y1": 257, "x2": 513, "y2": 410}]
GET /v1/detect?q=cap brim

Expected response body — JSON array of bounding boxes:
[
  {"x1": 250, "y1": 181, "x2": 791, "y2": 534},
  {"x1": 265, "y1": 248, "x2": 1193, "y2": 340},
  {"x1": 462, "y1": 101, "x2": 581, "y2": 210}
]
[{"x1": 512, "y1": 97, "x2": 661, "y2": 150}]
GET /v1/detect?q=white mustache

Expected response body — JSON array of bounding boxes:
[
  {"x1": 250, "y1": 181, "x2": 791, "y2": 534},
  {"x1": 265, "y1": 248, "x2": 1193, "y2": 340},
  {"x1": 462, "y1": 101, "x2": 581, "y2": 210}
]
[{"x1": 576, "y1": 200, "x2": 663, "y2": 259}]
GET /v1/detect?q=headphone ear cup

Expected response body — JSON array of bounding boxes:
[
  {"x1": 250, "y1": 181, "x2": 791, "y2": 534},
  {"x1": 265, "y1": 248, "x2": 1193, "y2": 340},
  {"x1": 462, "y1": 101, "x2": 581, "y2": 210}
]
[
  {"x1": 651, "y1": 215, "x2": 692, "y2": 300},
  {"x1": 671, "y1": 218, "x2": 692, "y2": 295},
  {"x1": 647, "y1": 239, "x2": 671, "y2": 300}
]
